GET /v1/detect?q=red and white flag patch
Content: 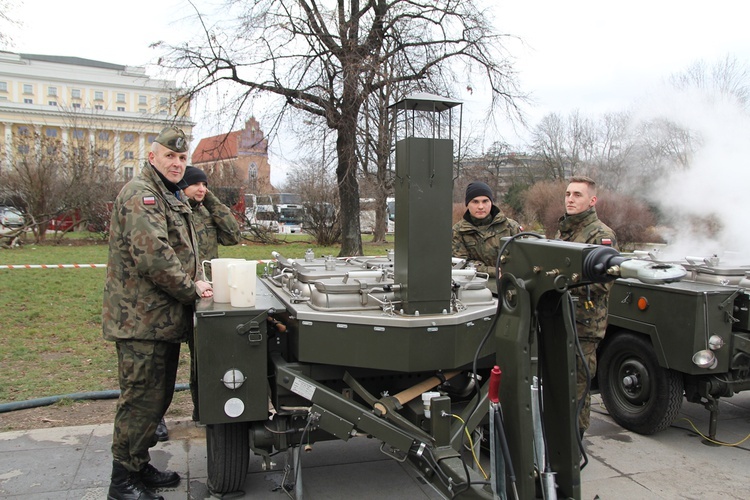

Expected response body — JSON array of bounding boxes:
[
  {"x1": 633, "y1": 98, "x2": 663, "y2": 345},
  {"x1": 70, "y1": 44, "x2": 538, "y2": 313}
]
[
  {"x1": 143, "y1": 196, "x2": 156, "y2": 206},
  {"x1": 602, "y1": 238, "x2": 612, "y2": 246}
]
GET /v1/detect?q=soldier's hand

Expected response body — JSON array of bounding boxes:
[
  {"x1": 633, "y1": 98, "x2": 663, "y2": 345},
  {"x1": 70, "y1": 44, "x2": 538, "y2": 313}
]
[{"x1": 196, "y1": 280, "x2": 213, "y2": 298}]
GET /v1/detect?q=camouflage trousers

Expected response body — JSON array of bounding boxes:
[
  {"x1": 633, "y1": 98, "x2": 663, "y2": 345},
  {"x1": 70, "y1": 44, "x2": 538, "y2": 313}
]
[
  {"x1": 576, "y1": 339, "x2": 599, "y2": 432},
  {"x1": 111, "y1": 339, "x2": 180, "y2": 472}
]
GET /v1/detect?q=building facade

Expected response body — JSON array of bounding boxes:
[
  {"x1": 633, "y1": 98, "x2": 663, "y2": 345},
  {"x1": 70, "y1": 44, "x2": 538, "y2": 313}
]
[
  {"x1": 0, "y1": 52, "x2": 194, "y2": 180},
  {"x1": 191, "y1": 117, "x2": 274, "y2": 194}
]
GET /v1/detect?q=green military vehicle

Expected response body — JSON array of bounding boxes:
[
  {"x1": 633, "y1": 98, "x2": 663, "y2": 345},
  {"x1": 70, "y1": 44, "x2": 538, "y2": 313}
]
[
  {"x1": 191, "y1": 95, "x2": 686, "y2": 499},
  {"x1": 599, "y1": 253, "x2": 750, "y2": 438}
]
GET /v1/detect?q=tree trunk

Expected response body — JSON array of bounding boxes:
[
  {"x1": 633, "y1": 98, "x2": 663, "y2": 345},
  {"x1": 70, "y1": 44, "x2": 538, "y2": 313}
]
[{"x1": 335, "y1": 121, "x2": 363, "y2": 257}]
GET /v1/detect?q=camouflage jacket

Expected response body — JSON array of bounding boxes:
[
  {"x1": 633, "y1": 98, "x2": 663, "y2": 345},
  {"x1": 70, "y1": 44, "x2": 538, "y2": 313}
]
[
  {"x1": 555, "y1": 208, "x2": 618, "y2": 340},
  {"x1": 452, "y1": 206, "x2": 522, "y2": 278},
  {"x1": 102, "y1": 163, "x2": 200, "y2": 343},
  {"x1": 189, "y1": 190, "x2": 241, "y2": 278}
]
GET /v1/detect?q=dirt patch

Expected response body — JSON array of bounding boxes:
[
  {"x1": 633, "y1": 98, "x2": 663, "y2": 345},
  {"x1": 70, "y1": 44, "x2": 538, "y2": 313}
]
[{"x1": 0, "y1": 391, "x2": 194, "y2": 432}]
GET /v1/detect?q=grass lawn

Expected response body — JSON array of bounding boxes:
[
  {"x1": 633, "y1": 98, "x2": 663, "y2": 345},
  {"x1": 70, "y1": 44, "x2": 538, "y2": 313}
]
[{"x1": 0, "y1": 232, "x2": 394, "y2": 404}]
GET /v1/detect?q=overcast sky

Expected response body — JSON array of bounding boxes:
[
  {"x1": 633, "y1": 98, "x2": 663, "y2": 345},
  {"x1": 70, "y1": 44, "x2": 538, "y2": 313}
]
[{"x1": 7, "y1": 0, "x2": 750, "y2": 183}]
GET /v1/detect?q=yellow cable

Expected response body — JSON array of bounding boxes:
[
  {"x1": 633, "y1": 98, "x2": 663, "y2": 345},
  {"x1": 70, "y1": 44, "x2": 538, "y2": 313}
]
[
  {"x1": 676, "y1": 417, "x2": 750, "y2": 447},
  {"x1": 448, "y1": 413, "x2": 488, "y2": 479},
  {"x1": 595, "y1": 400, "x2": 749, "y2": 447}
]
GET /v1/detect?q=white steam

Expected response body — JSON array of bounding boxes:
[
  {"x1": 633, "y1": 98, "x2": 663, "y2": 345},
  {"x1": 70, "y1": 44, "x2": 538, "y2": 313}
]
[{"x1": 632, "y1": 85, "x2": 750, "y2": 264}]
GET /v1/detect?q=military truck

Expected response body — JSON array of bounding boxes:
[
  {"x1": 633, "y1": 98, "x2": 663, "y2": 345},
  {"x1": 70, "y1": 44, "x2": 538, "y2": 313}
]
[{"x1": 598, "y1": 252, "x2": 750, "y2": 438}]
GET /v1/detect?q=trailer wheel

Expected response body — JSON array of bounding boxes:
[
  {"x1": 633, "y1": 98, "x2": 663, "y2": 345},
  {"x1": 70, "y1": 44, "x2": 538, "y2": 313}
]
[
  {"x1": 206, "y1": 422, "x2": 250, "y2": 494},
  {"x1": 598, "y1": 332, "x2": 683, "y2": 435}
]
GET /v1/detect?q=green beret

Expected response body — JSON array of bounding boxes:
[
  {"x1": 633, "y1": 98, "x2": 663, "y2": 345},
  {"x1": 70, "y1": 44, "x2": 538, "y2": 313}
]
[{"x1": 154, "y1": 126, "x2": 188, "y2": 153}]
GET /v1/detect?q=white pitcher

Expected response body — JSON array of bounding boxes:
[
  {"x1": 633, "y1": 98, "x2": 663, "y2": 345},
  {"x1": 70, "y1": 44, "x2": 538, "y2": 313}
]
[
  {"x1": 228, "y1": 261, "x2": 257, "y2": 308},
  {"x1": 201, "y1": 258, "x2": 244, "y2": 303}
]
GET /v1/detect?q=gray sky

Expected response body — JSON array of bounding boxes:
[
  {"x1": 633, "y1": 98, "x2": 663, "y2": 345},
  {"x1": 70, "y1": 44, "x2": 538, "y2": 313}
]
[{"x1": 8, "y1": 0, "x2": 750, "y2": 183}]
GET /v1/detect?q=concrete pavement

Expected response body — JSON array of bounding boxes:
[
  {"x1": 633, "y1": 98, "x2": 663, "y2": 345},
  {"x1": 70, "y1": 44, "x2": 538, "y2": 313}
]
[{"x1": 1, "y1": 392, "x2": 748, "y2": 499}]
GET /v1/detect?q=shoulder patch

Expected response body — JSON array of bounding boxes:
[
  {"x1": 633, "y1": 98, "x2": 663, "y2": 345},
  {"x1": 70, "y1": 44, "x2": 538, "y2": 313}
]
[
  {"x1": 602, "y1": 238, "x2": 612, "y2": 246},
  {"x1": 143, "y1": 196, "x2": 156, "y2": 206}
]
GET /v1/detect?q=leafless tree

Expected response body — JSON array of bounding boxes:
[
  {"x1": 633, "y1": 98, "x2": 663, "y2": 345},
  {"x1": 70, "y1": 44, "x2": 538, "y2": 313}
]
[
  {"x1": 156, "y1": 0, "x2": 524, "y2": 256},
  {"x1": 670, "y1": 55, "x2": 750, "y2": 112}
]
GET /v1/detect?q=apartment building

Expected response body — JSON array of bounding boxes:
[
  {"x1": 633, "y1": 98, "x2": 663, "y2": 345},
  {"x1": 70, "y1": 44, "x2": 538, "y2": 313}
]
[{"x1": 0, "y1": 51, "x2": 194, "y2": 180}]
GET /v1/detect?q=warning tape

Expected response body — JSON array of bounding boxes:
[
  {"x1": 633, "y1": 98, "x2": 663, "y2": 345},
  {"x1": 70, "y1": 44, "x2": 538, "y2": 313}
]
[
  {"x1": 0, "y1": 263, "x2": 107, "y2": 269},
  {"x1": 0, "y1": 259, "x2": 278, "y2": 270}
]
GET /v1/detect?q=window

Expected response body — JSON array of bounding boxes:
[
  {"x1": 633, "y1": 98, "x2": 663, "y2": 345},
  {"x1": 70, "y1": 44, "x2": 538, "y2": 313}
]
[
  {"x1": 95, "y1": 91, "x2": 104, "y2": 101},
  {"x1": 138, "y1": 95, "x2": 147, "y2": 105},
  {"x1": 71, "y1": 88, "x2": 81, "y2": 99},
  {"x1": 0, "y1": 81, "x2": 7, "y2": 92},
  {"x1": 18, "y1": 144, "x2": 30, "y2": 154},
  {"x1": 23, "y1": 84, "x2": 33, "y2": 94},
  {"x1": 46, "y1": 145, "x2": 58, "y2": 155},
  {"x1": 123, "y1": 133, "x2": 135, "y2": 143},
  {"x1": 117, "y1": 106, "x2": 125, "y2": 112},
  {"x1": 49, "y1": 100, "x2": 57, "y2": 106},
  {"x1": 124, "y1": 166, "x2": 134, "y2": 179},
  {"x1": 72, "y1": 103, "x2": 81, "y2": 109},
  {"x1": 94, "y1": 104, "x2": 103, "y2": 110},
  {"x1": 96, "y1": 149, "x2": 110, "y2": 158},
  {"x1": 46, "y1": 128, "x2": 58, "y2": 137},
  {"x1": 18, "y1": 126, "x2": 29, "y2": 136},
  {"x1": 116, "y1": 93, "x2": 126, "y2": 103},
  {"x1": 98, "y1": 131, "x2": 110, "y2": 141},
  {"x1": 23, "y1": 98, "x2": 33, "y2": 104},
  {"x1": 124, "y1": 151, "x2": 134, "y2": 160},
  {"x1": 72, "y1": 130, "x2": 84, "y2": 139},
  {"x1": 48, "y1": 86, "x2": 57, "y2": 96},
  {"x1": 160, "y1": 97, "x2": 168, "y2": 106},
  {"x1": 159, "y1": 110, "x2": 167, "y2": 115},
  {"x1": 147, "y1": 134, "x2": 157, "y2": 143},
  {"x1": 139, "y1": 108, "x2": 147, "y2": 114}
]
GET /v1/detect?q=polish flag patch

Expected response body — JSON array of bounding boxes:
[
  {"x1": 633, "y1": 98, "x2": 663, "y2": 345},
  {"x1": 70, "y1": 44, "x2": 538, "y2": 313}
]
[
  {"x1": 143, "y1": 196, "x2": 156, "y2": 205},
  {"x1": 602, "y1": 238, "x2": 612, "y2": 246}
]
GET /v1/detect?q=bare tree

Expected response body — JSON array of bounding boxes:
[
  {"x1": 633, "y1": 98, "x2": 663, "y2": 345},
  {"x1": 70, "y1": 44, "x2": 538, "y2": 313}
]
[
  {"x1": 156, "y1": 0, "x2": 523, "y2": 256},
  {"x1": 670, "y1": 55, "x2": 750, "y2": 112}
]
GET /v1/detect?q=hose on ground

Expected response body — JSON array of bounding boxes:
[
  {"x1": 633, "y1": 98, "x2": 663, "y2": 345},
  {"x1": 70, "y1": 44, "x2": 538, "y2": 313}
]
[{"x1": 0, "y1": 383, "x2": 189, "y2": 413}]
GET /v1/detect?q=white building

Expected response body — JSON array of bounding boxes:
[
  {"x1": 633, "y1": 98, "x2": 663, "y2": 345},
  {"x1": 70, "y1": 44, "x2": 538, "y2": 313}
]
[{"x1": 0, "y1": 51, "x2": 193, "y2": 179}]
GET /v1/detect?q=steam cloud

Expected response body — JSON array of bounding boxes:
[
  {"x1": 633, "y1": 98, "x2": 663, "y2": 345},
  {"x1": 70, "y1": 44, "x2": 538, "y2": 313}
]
[{"x1": 632, "y1": 84, "x2": 750, "y2": 264}]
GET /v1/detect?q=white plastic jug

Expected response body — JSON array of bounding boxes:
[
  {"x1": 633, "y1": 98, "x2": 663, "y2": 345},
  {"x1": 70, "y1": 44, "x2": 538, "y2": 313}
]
[
  {"x1": 228, "y1": 261, "x2": 257, "y2": 308},
  {"x1": 202, "y1": 258, "x2": 244, "y2": 303}
]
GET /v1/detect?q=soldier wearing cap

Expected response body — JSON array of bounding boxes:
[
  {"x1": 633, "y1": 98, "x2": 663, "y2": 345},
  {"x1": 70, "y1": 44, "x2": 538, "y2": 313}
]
[
  {"x1": 176, "y1": 166, "x2": 241, "y2": 424},
  {"x1": 102, "y1": 126, "x2": 213, "y2": 499},
  {"x1": 555, "y1": 175, "x2": 617, "y2": 437},
  {"x1": 452, "y1": 181, "x2": 521, "y2": 292}
]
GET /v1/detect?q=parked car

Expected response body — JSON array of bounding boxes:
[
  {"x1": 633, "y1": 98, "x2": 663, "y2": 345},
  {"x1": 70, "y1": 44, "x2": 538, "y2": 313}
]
[{"x1": 0, "y1": 206, "x2": 24, "y2": 228}]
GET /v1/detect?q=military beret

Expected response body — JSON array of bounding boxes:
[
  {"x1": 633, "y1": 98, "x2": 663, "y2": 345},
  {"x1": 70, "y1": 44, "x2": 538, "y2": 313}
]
[
  {"x1": 183, "y1": 166, "x2": 208, "y2": 186},
  {"x1": 154, "y1": 126, "x2": 188, "y2": 153}
]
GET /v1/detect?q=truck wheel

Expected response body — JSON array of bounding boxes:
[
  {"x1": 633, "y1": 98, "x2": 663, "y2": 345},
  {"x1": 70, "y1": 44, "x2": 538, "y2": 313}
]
[
  {"x1": 598, "y1": 332, "x2": 683, "y2": 435},
  {"x1": 206, "y1": 422, "x2": 250, "y2": 494}
]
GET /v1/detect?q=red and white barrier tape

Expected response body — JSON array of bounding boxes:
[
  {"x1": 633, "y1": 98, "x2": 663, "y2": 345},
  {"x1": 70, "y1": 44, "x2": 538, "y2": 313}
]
[{"x1": 0, "y1": 259, "x2": 277, "y2": 270}]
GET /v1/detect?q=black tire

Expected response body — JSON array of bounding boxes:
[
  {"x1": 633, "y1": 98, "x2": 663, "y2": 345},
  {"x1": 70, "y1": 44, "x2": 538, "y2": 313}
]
[
  {"x1": 206, "y1": 422, "x2": 250, "y2": 494},
  {"x1": 598, "y1": 332, "x2": 684, "y2": 435}
]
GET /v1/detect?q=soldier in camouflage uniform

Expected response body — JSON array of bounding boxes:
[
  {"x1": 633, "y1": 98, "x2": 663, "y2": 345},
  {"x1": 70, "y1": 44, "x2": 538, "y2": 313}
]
[
  {"x1": 555, "y1": 175, "x2": 617, "y2": 436},
  {"x1": 180, "y1": 166, "x2": 241, "y2": 422},
  {"x1": 102, "y1": 127, "x2": 213, "y2": 500},
  {"x1": 452, "y1": 181, "x2": 521, "y2": 292}
]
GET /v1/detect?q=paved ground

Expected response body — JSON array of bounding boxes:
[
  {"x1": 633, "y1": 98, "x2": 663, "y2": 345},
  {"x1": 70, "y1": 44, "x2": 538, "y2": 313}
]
[{"x1": 1, "y1": 393, "x2": 748, "y2": 499}]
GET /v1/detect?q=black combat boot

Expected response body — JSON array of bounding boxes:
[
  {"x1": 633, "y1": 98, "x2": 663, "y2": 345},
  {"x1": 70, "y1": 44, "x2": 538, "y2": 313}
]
[
  {"x1": 139, "y1": 463, "x2": 181, "y2": 488},
  {"x1": 107, "y1": 461, "x2": 163, "y2": 500},
  {"x1": 155, "y1": 418, "x2": 169, "y2": 442}
]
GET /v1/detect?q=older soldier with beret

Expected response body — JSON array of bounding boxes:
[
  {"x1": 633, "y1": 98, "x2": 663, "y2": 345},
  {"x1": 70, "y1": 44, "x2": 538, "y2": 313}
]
[
  {"x1": 452, "y1": 181, "x2": 521, "y2": 291},
  {"x1": 555, "y1": 175, "x2": 617, "y2": 437},
  {"x1": 102, "y1": 126, "x2": 213, "y2": 500}
]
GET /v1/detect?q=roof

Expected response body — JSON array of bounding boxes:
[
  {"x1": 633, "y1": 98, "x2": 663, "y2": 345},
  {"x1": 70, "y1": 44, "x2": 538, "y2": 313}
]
[
  {"x1": 19, "y1": 53, "x2": 127, "y2": 71},
  {"x1": 192, "y1": 131, "x2": 242, "y2": 163}
]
